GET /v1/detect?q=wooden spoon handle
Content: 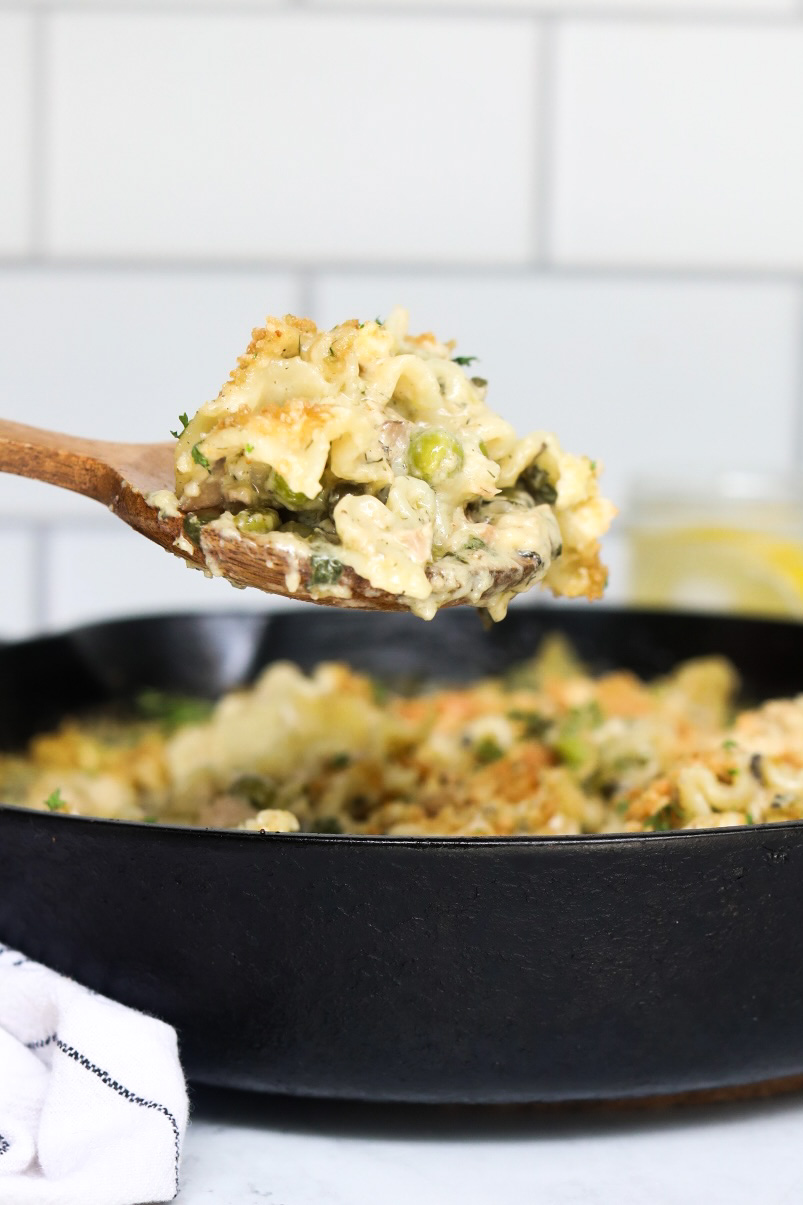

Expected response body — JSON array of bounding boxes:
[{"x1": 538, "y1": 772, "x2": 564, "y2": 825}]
[{"x1": 0, "y1": 419, "x2": 121, "y2": 504}]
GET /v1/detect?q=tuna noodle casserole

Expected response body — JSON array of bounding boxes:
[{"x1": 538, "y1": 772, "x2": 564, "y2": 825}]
[
  {"x1": 158, "y1": 309, "x2": 615, "y2": 620},
  {"x1": 2, "y1": 636, "x2": 802, "y2": 836}
]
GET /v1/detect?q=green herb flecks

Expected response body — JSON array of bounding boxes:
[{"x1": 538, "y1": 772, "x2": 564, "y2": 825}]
[
  {"x1": 328, "y1": 753, "x2": 351, "y2": 770},
  {"x1": 645, "y1": 801, "x2": 683, "y2": 832},
  {"x1": 182, "y1": 510, "x2": 218, "y2": 546},
  {"x1": 135, "y1": 690, "x2": 214, "y2": 733},
  {"x1": 452, "y1": 355, "x2": 478, "y2": 367},
  {"x1": 170, "y1": 413, "x2": 189, "y2": 439},
  {"x1": 191, "y1": 443, "x2": 210, "y2": 469},
  {"x1": 44, "y1": 788, "x2": 66, "y2": 812},
  {"x1": 309, "y1": 556, "x2": 344, "y2": 587},
  {"x1": 463, "y1": 536, "x2": 486, "y2": 552},
  {"x1": 723, "y1": 739, "x2": 738, "y2": 751}
]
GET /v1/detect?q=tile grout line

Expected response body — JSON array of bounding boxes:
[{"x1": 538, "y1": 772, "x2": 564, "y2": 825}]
[
  {"x1": 3, "y1": 257, "x2": 803, "y2": 285},
  {"x1": 1, "y1": 2, "x2": 802, "y2": 20},
  {"x1": 533, "y1": 15, "x2": 556, "y2": 266},
  {"x1": 0, "y1": 2, "x2": 802, "y2": 22},
  {"x1": 30, "y1": 523, "x2": 51, "y2": 632},
  {"x1": 28, "y1": 9, "x2": 48, "y2": 258}
]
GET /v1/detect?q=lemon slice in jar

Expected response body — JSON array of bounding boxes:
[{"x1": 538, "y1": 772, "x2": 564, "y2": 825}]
[{"x1": 630, "y1": 526, "x2": 803, "y2": 617}]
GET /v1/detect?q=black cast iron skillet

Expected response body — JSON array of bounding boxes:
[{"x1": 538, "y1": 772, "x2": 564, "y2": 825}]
[{"x1": 1, "y1": 606, "x2": 803, "y2": 1103}]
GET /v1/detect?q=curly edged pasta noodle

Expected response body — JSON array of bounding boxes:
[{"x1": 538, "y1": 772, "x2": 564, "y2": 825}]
[
  {"x1": 162, "y1": 309, "x2": 615, "y2": 620},
  {"x1": 3, "y1": 636, "x2": 803, "y2": 837}
]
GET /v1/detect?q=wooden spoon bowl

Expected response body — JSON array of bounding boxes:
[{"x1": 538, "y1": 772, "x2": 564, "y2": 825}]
[{"x1": 0, "y1": 420, "x2": 529, "y2": 611}]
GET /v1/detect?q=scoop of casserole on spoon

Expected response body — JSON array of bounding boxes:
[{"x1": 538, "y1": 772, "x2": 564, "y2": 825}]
[{"x1": 0, "y1": 309, "x2": 615, "y2": 619}]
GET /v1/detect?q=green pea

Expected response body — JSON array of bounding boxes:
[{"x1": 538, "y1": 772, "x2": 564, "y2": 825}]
[
  {"x1": 552, "y1": 734, "x2": 589, "y2": 769},
  {"x1": 408, "y1": 429, "x2": 464, "y2": 484},
  {"x1": 310, "y1": 816, "x2": 344, "y2": 834},
  {"x1": 273, "y1": 473, "x2": 315, "y2": 511},
  {"x1": 234, "y1": 508, "x2": 280, "y2": 535},
  {"x1": 230, "y1": 775, "x2": 276, "y2": 810}
]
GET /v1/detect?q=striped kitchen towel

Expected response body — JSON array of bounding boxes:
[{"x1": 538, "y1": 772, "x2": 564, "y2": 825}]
[{"x1": 0, "y1": 944, "x2": 189, "y2": 1204}]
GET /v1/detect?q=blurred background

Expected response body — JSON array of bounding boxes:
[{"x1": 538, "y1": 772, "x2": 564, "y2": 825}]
[{"x1": 2, "y1": 0, "x2": 803, "y2": 636}]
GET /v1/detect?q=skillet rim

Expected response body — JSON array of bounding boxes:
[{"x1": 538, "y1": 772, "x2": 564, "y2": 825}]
[
  {"x1": 3, "y1": 603, "x2": 803, "y2": 849},
  {"x1": 2, "y1": 800, "x2": 802, "y2": 846}
]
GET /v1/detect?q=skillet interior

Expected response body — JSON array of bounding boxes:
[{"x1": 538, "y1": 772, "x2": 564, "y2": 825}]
[{"x1": 1, "y1": 605, "x2": 803, "y2": 1102}]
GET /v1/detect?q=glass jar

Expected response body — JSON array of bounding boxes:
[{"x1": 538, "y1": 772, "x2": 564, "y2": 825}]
[{"x1": 627, "y1": 472, "x2": 803, "y2": 617}]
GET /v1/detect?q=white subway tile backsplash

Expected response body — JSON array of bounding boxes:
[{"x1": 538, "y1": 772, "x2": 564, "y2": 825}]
[
  {"x1": 44, "y1": 512, "x2": 314, "y2": 632},
  {"x1": 314, "y1": 273, "x2": 800, "y2": 509},
  {"x1": 45, "y1": 14, "x2": 539, "y2": 265},
  {"x1": 0, "y1": 268, "x2": 300, "y2": 516},
  {"x1": 0, "y1": 528, "x2": 36, "y2": 639},
  {"x1": 0, "y1": 14, "x2": 34, "y2": 256},
  {"x1": 551, "y1": 24, "x2": 803, "y2": 269}
]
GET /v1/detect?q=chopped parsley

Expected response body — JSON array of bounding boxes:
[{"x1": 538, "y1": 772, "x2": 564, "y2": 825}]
[
  {"x1": 452, "y1": 355, "x2": 478, "y2": 367},
  {"x1": 309, "y1": 556, "x2": 344, "y2": 587},
  {"x1": 191, "y1": 443, "x2": 210, "y2": 469},
  {"x1": 463, "y1": 536, "x2": 486, "y2": 551},
  {"x1": 44, "y1": 788, "x2": 65, "y2": 812},
  {"x1": 328, "y1": 753, "x2": 351, "y2": 770},
  {"x1": 244, "y1": 443, "x2": 254, "y2": 454},
  {"x1": 745, "y1": 811, "x2": 754, "y2": 825},
  {"x1": 614, "y1": 798, "x2": 630, "y2": 816},
  {"x1": 726, "y1": 767, "x2": 739, "y2": 779},
  {"x1": 645, "y1": 801, "x2": 683, "y2": 832},
  {"x1": 182, "y1": 510, "x2": 217, "y2": 546},
  {"x1": 723, "y1": 739, "x2": 738, "y2": 751},
  {"x1": 170, "y1": 412, "x2": 189, "y2": 439}
]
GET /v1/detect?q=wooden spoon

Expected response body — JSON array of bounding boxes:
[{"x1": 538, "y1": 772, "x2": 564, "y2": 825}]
[{"x1": 0, "y1": 419, "x2": 529, "y2": 611}]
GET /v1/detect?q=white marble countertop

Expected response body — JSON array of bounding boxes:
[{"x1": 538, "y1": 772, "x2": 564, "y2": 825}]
[{"x1": 172, "y1": 1086, "x2": 803, "y2": 1204}]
